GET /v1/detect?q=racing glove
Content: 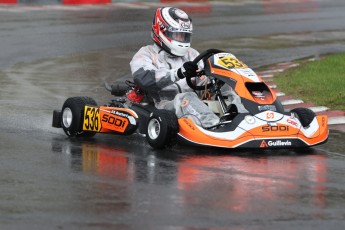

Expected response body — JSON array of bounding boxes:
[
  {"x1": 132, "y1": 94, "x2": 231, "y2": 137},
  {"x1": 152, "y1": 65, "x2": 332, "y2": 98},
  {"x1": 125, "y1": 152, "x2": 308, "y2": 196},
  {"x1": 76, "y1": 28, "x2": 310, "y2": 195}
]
[{"x1": 177, "y1": 61, "x2": 198, "y2": 79}]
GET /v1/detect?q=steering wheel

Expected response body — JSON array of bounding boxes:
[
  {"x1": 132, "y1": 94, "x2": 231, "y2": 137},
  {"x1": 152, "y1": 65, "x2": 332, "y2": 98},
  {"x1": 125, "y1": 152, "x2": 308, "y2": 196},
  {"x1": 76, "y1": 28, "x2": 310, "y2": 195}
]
[{"x1": 186, "y1": 49, "x2": 225, "y2": 90}]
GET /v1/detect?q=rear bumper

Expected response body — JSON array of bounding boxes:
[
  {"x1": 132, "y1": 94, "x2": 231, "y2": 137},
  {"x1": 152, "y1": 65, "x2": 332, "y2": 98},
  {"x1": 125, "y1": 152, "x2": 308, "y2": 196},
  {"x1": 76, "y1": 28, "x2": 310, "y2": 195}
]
[{"x1": 52, "y1": 110, "x2": 62, "y2": 128}]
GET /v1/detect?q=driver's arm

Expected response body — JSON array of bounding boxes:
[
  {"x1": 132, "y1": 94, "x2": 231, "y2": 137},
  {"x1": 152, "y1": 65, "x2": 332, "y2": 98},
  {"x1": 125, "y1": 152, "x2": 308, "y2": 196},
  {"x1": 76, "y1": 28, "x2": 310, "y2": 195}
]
[{"x1": 130, "y1": 48, "x2": 181, "y2": 92}]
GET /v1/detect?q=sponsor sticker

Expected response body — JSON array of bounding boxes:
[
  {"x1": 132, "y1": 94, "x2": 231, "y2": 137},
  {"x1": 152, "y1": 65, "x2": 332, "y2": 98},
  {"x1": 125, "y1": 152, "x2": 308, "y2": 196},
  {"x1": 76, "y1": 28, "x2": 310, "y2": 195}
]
[
  {"x1": 181, "y1": 99, "x2": 190, "y2": 107},
  {"x1": 252, "y1": 91, "x2": 265, "y2": 98},
  {"x1": 260, "y1": 140, "x2": 268, "y2": 148},
  {"x1": 268, "y1": 140, "x2": 292, "y2": 146},
  {"x1": 322, "y1": 117, "x2": 326, "y2": 127},
  {"x1": 266, "y1": 112, "x2": 275, "y2": 120},
  {"x1": 183, "y1": 119, "x2": 195, "y2": 131},
  {"x1": 260, "y1": 140, "x2": 292, "y2": 147},
  {"x1": 101, "y1": 113, "x2": 128, "y2": 133},
  {"x1": 258, "y1": 105, "x2": 277, "y2": 112},
  {"x1": 180, "y1": 22, "x2": 190, "y2": 29},
  {"x1": 287, "y1": 113, "x2": 299, "y2": 127},
  {"x1": 262, "y1": 125, "x2": 289, "y2": 132},
  {"x1": 287, "y1": 119, "x2": 298, "y2": 127}
]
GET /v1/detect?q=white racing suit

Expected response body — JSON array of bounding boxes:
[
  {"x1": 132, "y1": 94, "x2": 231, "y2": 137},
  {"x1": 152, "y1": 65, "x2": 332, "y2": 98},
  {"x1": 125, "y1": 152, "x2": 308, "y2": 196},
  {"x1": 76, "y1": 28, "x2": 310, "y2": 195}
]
[{"x1": 130, "y1": 44, "x2": 245, "y2": 128}]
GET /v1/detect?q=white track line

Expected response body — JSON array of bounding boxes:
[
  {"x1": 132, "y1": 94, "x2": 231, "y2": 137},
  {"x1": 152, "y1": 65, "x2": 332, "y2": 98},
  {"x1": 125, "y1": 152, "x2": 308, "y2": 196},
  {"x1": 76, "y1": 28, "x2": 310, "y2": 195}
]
[
  {"x1": 259, "y1": 74, "x2": 274, "y2": 78},
  {"x1": 268, "y1": 84, "x2": 277, "y2": 89},
  {"x1": 281, "y1": 99, "x2": 304, "y2": 105},
  {"x1": 329, "y1": 116, "x2": 345, "y2": 125},
  {"x1": 308, "y1": 106, "x2": 329, "y2": 113},
  {"x1": 276, "y1": 92, "x2": 286, "y2": 97},
  {"x1": 259, "y1": 69, "x2": 285, "y2": 74}
]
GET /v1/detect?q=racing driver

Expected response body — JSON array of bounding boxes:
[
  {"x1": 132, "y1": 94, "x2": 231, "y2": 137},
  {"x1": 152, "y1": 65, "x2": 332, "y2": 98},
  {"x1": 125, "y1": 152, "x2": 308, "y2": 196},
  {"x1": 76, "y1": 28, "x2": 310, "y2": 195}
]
[{"x1": 130, "y1": 7, "x2": 220, "y2": 128}]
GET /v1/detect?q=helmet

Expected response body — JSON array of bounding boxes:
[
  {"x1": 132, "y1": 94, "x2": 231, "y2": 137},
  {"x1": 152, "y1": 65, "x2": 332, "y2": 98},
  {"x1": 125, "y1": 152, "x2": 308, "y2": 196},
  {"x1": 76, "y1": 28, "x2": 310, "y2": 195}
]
[{"x1": 152, "y1": 7, "x2": 193, "y2": 57}]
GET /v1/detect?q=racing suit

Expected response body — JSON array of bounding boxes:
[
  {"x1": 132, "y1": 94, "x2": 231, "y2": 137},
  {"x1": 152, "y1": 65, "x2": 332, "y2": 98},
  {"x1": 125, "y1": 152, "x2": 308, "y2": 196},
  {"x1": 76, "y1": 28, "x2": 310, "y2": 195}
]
[
  {"x1": 130, "y1": 44, "x2": 198, "y2": 107},
  {"x1": 130, "y1": 44, "x2": 220, "y2": 128}
]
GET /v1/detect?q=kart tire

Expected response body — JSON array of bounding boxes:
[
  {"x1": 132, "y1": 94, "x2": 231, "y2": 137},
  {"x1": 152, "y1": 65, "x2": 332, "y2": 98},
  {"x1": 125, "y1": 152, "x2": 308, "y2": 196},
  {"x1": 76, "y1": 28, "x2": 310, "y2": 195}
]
[
  {"x1": 61, "y1": 96, "x2": 97, "y2": 137},
  {"x1": 291, "y1": 108, "x2": 316, "y2": 128},
  {"x1": 146, "y1": 109, "x2": 179, "y2": 149}
]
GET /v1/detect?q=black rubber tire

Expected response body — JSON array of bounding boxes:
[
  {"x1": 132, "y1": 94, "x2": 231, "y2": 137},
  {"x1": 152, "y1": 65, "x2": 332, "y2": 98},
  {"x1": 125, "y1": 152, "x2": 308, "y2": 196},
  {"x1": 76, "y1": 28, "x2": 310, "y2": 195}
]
[
  {"x1": 61, "y1": 96, "x2": 97, "y2": 137},
  {"x1": 291, "y1": 108, "x2": 316, "y2": 128},
  {"x1": 145, "y1": 109, "x2": 179, "y2": 149}
]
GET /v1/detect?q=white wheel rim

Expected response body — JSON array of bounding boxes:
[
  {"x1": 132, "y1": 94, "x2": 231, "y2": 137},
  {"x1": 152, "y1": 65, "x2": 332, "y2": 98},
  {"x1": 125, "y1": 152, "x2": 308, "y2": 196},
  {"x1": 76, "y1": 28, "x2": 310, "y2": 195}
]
[
  {"x1": 148, "y1": 118, "x2": 160, "y2": 140},
  {"x1": 62, "y1": 107, "x2": 73, "y2": 128}
]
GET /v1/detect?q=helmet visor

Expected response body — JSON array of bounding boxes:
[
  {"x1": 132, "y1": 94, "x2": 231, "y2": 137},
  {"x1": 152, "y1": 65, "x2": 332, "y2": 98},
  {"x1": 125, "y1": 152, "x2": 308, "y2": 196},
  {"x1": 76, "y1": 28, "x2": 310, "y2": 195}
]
[{"x1": 165, "y1": 31, "x2": 192, "y2": 43}]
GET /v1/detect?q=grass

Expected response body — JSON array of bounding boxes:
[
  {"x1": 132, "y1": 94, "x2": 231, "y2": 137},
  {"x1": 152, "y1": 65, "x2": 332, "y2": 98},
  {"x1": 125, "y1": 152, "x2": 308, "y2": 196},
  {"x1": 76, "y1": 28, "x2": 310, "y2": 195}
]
[{"x1": 274, "y1": 53, "x2": 345, "y2": 111}]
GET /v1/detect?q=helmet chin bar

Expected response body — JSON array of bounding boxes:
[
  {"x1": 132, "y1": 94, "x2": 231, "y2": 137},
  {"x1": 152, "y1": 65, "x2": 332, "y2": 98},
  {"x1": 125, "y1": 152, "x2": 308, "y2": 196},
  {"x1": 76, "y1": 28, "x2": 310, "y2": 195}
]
[{"x1": 160, "y1": 33, "x2": 190, "y2": 57}]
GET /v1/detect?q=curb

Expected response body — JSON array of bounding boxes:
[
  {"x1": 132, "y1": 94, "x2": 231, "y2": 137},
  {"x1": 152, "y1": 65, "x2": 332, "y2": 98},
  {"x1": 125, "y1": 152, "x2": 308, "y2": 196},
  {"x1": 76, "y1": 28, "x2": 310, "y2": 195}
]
[{"x1": 257, "y1": 61, "x2": 345, "y2": 132}]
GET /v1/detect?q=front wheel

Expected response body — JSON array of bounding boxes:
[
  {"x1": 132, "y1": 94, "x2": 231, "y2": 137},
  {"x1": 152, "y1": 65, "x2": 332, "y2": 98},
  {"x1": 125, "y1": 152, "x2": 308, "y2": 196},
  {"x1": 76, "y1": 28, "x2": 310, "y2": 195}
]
[
  {"x1": 291, "y1": 108, "x2": 316, "y2": 128},
  {"x1": 145, "y1": 110, "x2": 179, "y2": 149},
  {"x1": 61, "y1": 97, "x2": 97, "y2": 137}
]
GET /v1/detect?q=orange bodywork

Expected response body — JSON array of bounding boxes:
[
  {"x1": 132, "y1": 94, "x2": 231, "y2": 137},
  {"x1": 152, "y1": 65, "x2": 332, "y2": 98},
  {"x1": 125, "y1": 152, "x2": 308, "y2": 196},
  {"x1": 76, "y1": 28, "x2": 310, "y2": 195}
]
[
  {"x1": 298, "y1": 115, "x2": 328, "y2": 145},
  {"x1": 178, "y1": 115, "x2": 328, "y2": 148},
  {"x1": 178, "y1": 118, "x2": 254, "y2": 148},
  {"x1": 208, "y1": 59, "x2": 277, "y2": 105}
]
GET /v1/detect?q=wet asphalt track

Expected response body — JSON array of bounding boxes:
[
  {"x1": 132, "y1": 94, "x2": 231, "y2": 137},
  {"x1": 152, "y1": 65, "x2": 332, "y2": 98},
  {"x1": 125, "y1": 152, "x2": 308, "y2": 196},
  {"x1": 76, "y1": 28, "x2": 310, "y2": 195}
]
[{"x1": 1, "y1": 0, "x2": 345, "y2": 229}]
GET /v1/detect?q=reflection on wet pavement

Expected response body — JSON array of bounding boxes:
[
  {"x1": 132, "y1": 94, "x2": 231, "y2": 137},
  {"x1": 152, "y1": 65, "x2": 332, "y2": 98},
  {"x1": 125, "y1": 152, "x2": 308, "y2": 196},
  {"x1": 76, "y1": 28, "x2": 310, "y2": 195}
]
[{"x1": 48, "y1": 134, "x2": 338, "y2": 228}]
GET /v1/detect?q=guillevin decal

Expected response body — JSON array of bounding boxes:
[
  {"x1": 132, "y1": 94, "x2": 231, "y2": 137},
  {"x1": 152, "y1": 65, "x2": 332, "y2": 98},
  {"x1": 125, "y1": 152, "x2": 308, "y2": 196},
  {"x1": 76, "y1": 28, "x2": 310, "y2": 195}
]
[{"x1": 260, "y1": 140, "x2": 292, "y2": 147}]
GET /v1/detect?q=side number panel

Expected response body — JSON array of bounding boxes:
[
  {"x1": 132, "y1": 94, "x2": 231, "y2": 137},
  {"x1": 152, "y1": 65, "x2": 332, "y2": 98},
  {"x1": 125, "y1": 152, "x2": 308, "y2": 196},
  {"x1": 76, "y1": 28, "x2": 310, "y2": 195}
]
[{"x1": 83, "y1": 106, "x2": 101, "y2": 132}]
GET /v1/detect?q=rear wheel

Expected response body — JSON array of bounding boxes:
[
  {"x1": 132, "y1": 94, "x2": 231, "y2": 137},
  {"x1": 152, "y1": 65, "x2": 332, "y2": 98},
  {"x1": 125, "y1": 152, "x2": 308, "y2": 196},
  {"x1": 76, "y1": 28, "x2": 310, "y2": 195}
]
[
  {"x1": 61, "y1": 97, "x2": 97, "y2": 137},
  {"x1": 291, "y1": 108, "x2": 316, "y2": 128},
  {"x1": 146, "y1": 110, "x2": 179, "y2": 149}
]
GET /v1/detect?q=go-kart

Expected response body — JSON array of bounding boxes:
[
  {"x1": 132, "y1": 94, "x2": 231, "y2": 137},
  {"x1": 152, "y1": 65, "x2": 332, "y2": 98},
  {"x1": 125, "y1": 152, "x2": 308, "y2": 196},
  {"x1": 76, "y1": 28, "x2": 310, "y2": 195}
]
[{"x1": 52, "y1": 49, "x2": 328, "y2": 149}]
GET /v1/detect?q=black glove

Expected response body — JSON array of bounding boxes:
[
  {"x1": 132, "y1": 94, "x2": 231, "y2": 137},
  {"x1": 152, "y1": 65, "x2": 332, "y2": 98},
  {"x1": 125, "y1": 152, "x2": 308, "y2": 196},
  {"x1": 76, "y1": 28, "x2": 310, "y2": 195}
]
[{"x1": 177, "y1": 61, "x2": 198, "y2": 79}]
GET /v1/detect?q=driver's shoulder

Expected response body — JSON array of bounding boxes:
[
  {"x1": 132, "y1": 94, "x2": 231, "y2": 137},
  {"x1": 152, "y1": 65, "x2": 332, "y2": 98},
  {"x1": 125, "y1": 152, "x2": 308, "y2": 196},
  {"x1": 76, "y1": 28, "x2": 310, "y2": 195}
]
[
  {"x1": 186, "y1": 47, "x2": 200, "y2": 59},
  {"x1": 135, "y1": 44, "x2": 157, "y2": 54},
  {"x1": 131, "y1": 45, "x2": 159, "y2": 62}
]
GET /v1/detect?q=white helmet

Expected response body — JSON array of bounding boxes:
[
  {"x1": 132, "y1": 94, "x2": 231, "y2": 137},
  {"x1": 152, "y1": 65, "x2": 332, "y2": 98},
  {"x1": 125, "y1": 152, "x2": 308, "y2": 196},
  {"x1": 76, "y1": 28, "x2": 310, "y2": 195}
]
[{"x1": 152, "y1": 7, "x2": 193, "y2": 57}]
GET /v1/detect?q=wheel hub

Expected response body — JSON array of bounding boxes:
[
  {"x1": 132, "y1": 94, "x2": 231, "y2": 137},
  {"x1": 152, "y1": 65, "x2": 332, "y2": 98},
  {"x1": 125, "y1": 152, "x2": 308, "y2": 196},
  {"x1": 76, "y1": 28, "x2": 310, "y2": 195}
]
[
  {"x1": 62, "y1": 107, "x2": 73, "y2": 128},
  {"x1": 148, "y1": 118, "x2": 160, "y2": 140}
]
